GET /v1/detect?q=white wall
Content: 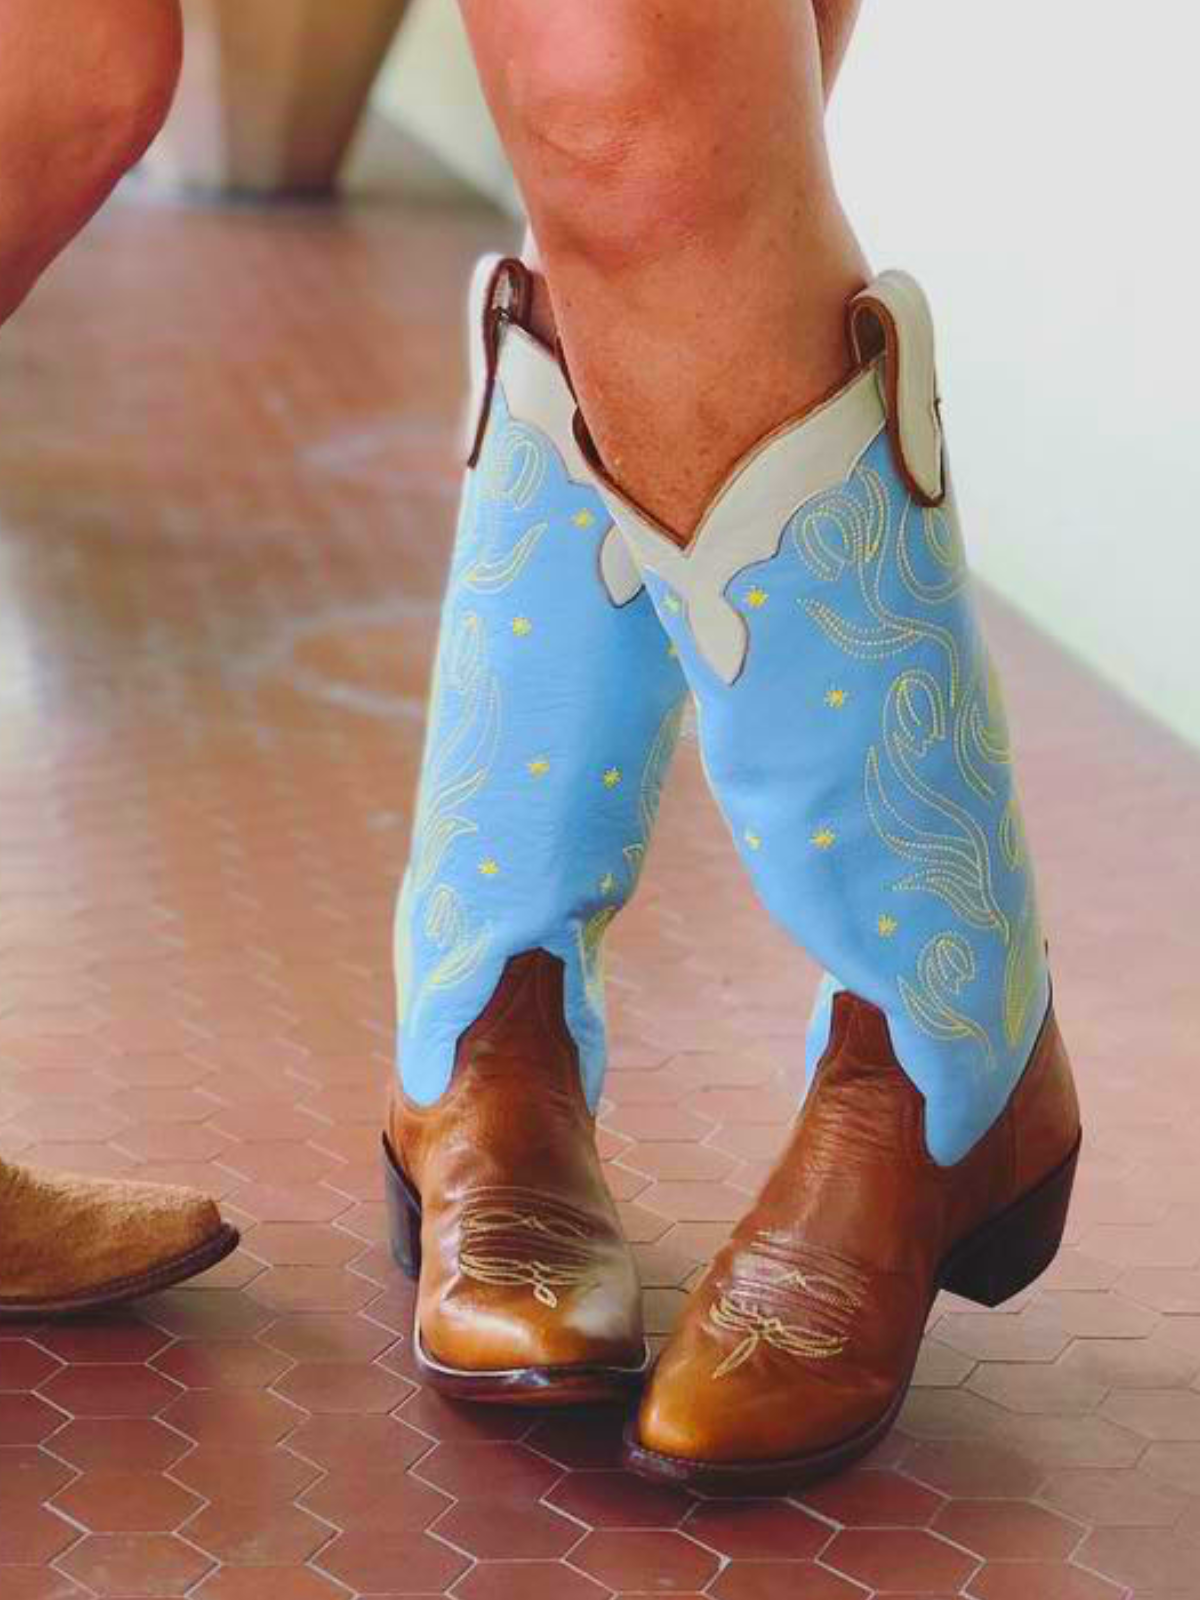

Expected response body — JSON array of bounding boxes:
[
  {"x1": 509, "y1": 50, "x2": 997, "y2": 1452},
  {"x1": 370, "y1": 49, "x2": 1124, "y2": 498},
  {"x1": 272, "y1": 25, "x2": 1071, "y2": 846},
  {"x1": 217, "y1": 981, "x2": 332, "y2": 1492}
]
[
  {"x1": 381, "y1": 1, "x2": 1200, "y2": 746},
  {"x1": 829, "y1": 4, "x2": 1200, "y2": 748},
  {"x1": 375, "y1": 0, "x2": 519, "y2": 213}
]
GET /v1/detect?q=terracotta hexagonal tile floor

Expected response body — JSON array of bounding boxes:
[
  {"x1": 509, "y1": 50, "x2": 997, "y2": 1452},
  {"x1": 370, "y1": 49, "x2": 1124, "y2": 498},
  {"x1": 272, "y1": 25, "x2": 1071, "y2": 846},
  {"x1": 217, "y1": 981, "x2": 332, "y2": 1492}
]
[{"x1": 1, "y1": 185, "x2": 1198, "y2": 1600}]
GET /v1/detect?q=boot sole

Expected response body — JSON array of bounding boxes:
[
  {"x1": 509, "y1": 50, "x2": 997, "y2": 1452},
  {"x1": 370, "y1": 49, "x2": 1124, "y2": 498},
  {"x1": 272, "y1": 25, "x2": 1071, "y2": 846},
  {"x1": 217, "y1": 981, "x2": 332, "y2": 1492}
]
[
  {"x1": 383, "y1": 1133, "x2": 648, "y2": 1406},
  {"x1": 0, "y1": 1224, "x2": 241, "y2": 1321},
  {"x1": 623, "y1": 1130, "x2": 1082, "y2": 1493}
]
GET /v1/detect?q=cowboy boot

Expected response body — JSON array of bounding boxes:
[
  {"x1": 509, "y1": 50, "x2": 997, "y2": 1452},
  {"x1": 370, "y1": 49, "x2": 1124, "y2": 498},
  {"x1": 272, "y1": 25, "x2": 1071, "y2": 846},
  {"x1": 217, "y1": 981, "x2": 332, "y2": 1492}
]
[
  {"x1": 586, "y1": 271, "x2": 1082, "y2": 1484},
  {"x1": 385, "y1": 257, "x2": 686, "y2": 1403},
  {"x1": 1, "y1": 1157, "x2": 237, "y2": 1318}
]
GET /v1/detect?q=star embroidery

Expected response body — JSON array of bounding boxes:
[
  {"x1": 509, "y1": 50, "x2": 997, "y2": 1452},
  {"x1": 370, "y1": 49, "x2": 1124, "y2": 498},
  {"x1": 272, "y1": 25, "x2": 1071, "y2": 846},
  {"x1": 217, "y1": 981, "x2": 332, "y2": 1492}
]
[
  {"x1": 825, "y1": 688, "x2": 848, "y2": 709},
  {"x1": 527, "y1": 757, "x2": 550, "y2": 778},
  {"x1": 811, "y1": 828, "x2": 837, "y2": 850},
  {"x1": 478, "y1": 858, "x2": 500, "y2": 877},
  {"x1": 572, "y1": 509, "x2": 596, "y2": 529},
  {"x1": 745, "y1": 587, "x2": 768, "y2": 609},
  {"x1": 602, "y1": 768, "x2": 622, "y2": 789},
  {"x1": 877, "y1": 914, "x2": 899, "y2": 937},
  {"x1": 511, "y1": 616, "x2": 532, "y2": 637}
]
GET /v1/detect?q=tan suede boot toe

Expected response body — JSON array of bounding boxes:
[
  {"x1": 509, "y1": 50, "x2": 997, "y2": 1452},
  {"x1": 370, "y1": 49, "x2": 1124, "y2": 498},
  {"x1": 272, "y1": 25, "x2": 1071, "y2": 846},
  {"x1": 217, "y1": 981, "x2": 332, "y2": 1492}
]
[{"x1": 0, "y1": 1158, "x2": 239, "y2": 1318}]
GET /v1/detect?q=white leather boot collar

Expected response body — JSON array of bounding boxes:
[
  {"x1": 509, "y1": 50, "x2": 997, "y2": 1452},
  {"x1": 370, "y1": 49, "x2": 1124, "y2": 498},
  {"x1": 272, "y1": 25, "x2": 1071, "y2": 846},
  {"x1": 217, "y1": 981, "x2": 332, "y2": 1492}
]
[
  {"x1": 587, "y1": 364, "x2": 884, "y2": 684},
  {"x1": 848, "y1": 270, "x2": 945, "y2": 507},
  {"x1": 587, "y1": 269, "x2": 947, "y2": 681},
  {"x1": 464, "y1": 254, "x2": 642, "y2": 607}
]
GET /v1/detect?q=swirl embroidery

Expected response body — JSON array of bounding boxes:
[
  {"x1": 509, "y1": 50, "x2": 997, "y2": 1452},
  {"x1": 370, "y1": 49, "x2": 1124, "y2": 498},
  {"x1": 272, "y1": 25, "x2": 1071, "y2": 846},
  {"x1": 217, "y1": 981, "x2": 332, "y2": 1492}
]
[
  {"x1": 954, "y1": 658, "x2": 1013, "y2": 803},
  {"x1": 794, "y1": 466, "x2": 962, "y2": 701},
  {"x1": 578, "y1": 696, "x2": 685, "y2": 1011},
  {"x1": 458, "y1": 1202, "x2": 595, "y2": 1309},
  {"x1": 790, "y1": 456, "x2": 1044, "y2": 1073},
  {"x1": 706, "y1": 1252, "x2": 866, "y2": 1379},
  {"x1": 398, "y1": 608, "x2": 501, "y2": 1031},
  {"x1": 461, "y1": 420, "x2": 550, "y2": 592},
  {"x1": 865, "y1": 670, "x2": 1007, "y2": 938},
  {"x1": 708, "y1": 1291, "x2": 853, "y2": 1378},
  {"x1": 899, "y1": 932, "x2": 995, "y2": 1069}
]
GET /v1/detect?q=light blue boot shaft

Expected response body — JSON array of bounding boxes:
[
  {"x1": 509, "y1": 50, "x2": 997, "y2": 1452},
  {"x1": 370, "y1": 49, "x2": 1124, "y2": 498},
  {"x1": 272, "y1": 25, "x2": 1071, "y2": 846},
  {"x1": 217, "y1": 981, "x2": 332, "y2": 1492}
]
[
  {"x1": 395, "y1": 263, "x2": 686, "y2": 1107},
  {"x1": 599, "y1": 274, "x2": 1049, "y2": 1164}
]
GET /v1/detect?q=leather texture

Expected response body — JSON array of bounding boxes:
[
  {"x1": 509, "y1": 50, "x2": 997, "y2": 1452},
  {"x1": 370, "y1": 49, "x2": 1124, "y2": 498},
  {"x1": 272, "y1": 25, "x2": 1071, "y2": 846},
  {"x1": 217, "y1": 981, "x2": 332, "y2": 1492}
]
[
  {"x1": 594, "y1": 269, "x2": 1049, "y2": 1164},
  {"x1": 848, "y1": 271, "x2": 946, "y2": 505},
  {"x1": 633, "y1": 992, "x2": 1080, "y2": 1470},
  {"x1": 0, "y1": 1157, "x2": 230, "y2": 1311},
  {"x1": 394, "y1": 257, "x2": 686, "y2": 1107},
  {"x1": 389, "y1": 949, "x2": 645, "y2": 1375}
]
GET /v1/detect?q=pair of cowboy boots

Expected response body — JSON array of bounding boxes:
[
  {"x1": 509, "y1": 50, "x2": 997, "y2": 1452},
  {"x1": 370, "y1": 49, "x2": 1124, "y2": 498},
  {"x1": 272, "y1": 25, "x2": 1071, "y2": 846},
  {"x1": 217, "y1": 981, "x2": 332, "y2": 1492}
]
[{"x1": 385, "y1": 256, "x2": 1081, "y2": 1489}]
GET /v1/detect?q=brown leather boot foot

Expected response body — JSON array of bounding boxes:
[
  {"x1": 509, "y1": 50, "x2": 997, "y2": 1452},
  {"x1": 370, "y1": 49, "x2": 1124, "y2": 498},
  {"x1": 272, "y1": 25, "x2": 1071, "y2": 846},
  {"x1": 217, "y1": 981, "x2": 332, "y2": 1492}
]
[
  {"x1": 0, "y1": 1159, "x2": 238, "y2": 1319},
  {"x1": 625, "y1": 993, "x2": 1081, "y2": 1491},
  {"x1": 385, "y1": 951, "x2": 648, "y2": 1406}
]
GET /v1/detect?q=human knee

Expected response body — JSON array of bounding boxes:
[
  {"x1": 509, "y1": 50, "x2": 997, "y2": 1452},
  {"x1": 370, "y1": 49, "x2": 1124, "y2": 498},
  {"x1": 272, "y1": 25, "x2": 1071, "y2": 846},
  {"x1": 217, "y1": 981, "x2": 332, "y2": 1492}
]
[
  {"x1": 62, "y1": 0, "x2": 183, "y2": 184},
  {"x1": 2, "y1": 0, "x2": 182, "y2": 212},
  {"x1": 503, "y1": 10, "x2": 787, "y2": 269}
]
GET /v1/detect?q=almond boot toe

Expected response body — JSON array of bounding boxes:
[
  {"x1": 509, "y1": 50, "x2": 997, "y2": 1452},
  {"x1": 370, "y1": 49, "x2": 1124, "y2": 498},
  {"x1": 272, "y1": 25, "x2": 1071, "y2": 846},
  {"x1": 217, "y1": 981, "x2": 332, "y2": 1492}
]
[{"x1": 0, "y1": 1158, "x2": 238, "y2": 1318}]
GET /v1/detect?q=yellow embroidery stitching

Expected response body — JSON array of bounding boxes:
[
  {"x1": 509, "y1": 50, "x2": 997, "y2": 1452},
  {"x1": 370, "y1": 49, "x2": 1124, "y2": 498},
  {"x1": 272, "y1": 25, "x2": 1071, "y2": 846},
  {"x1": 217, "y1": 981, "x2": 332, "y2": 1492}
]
[
  {"x1": 896, "y1": 499, "x2": 968, "y2": 607},
  {"x1": 709, "y1": 1294, "x2": 849, "y2": 1378},
  {"x1": 485, "y1": 418, "x2": 545, "y2": 508},
  {"x1": 459, "y1": 1205, "x2": 594, "y2": 1309},
  {"x1": 527, "y1": 757, "x2": 550, "y2": 778},
  {"x1": 811, "y1": 828, "x2": 837, "y2": 850},
  {"x1": 421, "y1": 885, "x2": 490, "y2": 996},
  {"x1": 402, "y1": 610, "x2": 500, "y2": 1025},
  {"x1": 511, "y1": 616, "x2": 532, "y2": 637},
  {"x1": 460, "y1": 422, "x2": 552, "y2": 592},
  {"x1": 465, "y1": 523, "x2": 549, "y2": 592},
  {"x1": 1003, "y1": 890, "x2": 1044, "y2": 1049},
  {"x1": 788, "y1": 457, "x2": 1044, "y2": 1077},
  {"x1": 577, "y1": 700, "x2": 685, "y2": 1014},
  {"x1": 864, "y1": 671, "x2": 1006, "y2": 937},
  {"x1": 954, "y1": 657, "x2": 1014, "y2": 803},
  {"x1": 579, "y1": 904, "x2": 618, "y2": 1011},
  {"x1": 572, "y1": 509, "x2": 596, "y2": 529},
  {"x1": 825, "y1": 688, "x2": 848, "y2": 709},
  {"x1": 999, "y1": 797, "x2": 1028, "y2": 872},
  {"x1": 794, "y1": 466, "x2": 962, "y2": 701},
  {"x1": 899, "y1": 931, "x2": 995, "y2": 1070},
  {"x1": 602, "y1": 767, "x2": 622, "y2": 788},
  {"x1": 745, "y1": 587, "x2": 768, "y2": 609},
  {"x1": 477, "y1": 858, "x2": 499, "y2": 878},
  {"x1": 774, "y1": 1268, "x2": 862, "y2": 1309}
]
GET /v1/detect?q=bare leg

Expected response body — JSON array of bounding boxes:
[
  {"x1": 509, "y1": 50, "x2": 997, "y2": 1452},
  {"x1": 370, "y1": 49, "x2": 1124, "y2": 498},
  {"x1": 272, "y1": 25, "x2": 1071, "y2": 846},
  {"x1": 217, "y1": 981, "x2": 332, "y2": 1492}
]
[
  {"x1": 0, "y1": 0, "x2": 182, "y2": 325},
  {"x1": 516, "y1": 1, "x2": 861, "y2": 353},
  {"x1": 0, "y1": 2, "x2": 245, "y2": 1315},
  {"x1": 463, "y1": 0, "x2": 867, "y2": 539}
]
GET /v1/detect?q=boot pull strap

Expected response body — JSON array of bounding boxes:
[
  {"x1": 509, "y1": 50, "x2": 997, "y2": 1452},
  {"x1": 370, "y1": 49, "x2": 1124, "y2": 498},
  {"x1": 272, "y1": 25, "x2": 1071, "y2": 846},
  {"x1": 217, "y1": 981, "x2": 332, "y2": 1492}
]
[
  {"x1": 848, "y1": 271, "x2": 946, "y2": 507},
  {"x1": 467, "y1": 256, "x2": 534, "y2": 468}
]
